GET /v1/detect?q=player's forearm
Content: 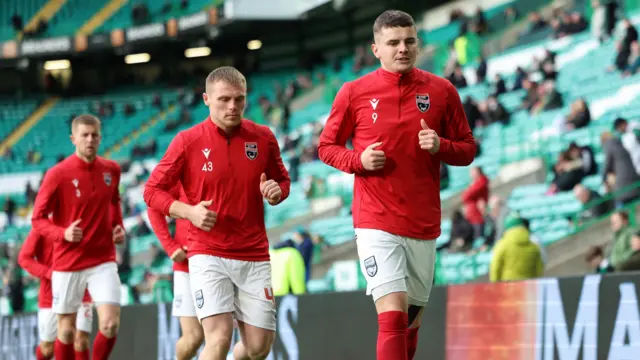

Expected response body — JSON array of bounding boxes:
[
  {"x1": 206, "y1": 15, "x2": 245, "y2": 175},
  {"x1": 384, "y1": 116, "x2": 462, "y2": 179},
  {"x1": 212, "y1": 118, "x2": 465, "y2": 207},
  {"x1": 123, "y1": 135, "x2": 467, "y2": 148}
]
[
  {"x1": 31, "y1": 219, "x2": 66, "y2": 242},
  {"x1": 168, "y1": 200, "x2": 193, "y2": 220},
  {"x1": 318, "y1": 144, "x2": 365, "y2": 174},
  {"x1": 437, "y1": 138, "x2": 477, "y2": 166},
  {"x1": 148, "y1": 209, "x2": 181, "y2": 255}
]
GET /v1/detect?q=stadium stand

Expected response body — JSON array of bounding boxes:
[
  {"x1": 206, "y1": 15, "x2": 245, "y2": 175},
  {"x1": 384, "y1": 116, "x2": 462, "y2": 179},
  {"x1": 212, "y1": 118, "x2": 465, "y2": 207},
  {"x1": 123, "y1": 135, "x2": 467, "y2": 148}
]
[{"x1": 2, "y1": 0, "x2": 640, "y2": 319}]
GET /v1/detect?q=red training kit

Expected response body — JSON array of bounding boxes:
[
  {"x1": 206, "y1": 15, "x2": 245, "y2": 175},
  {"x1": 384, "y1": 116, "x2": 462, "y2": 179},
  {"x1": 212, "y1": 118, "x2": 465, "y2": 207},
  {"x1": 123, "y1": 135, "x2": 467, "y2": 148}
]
[
  {"x1": 18, "y1": 229, "x2": 91, "y2": 308},
  {"x1": 31, "y1": 154, "x2": 123, "y2": 271},
  {"x1": 147, "y1": 181, "x2": 190, "y2": 272},
  {"x1": 144, "y1": 118, "x2": 291, "y2": 261},
  {"x1": 318, "y1": 67, "x2": 476, "y2": 240}
]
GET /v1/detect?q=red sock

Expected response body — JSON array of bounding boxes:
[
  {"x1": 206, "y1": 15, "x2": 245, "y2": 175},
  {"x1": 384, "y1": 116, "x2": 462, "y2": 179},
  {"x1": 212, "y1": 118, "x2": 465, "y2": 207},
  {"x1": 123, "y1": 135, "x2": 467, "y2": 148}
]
[
  {"x1": 54, "y1": 339, "x2": 75, "y2": 360},
  {"x1": 76, "y1": 349, "x2": 90, "y2": 360},
  {"x1": 407, "y1": 327, "x2": 419, "y2": 359},
  {"x1": 377, "y1": 311, "x2": 408, "y2": 360},
  {"x1": 36, "y1": 344, "x2": 53, "y2": 360},
  {"x1": 92, "y1": 332, "x2": 116, "y2": 360}
]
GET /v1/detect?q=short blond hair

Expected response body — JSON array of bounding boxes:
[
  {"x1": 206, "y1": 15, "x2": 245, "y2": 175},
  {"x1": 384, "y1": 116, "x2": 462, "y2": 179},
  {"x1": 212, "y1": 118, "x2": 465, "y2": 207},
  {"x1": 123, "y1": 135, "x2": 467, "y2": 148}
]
[
  {"x1": 71, "y1": 114, "x2": 101, "y2": 133},
  {"x1": 205, "y1": 66, "x2": 246, "y2": 93}
]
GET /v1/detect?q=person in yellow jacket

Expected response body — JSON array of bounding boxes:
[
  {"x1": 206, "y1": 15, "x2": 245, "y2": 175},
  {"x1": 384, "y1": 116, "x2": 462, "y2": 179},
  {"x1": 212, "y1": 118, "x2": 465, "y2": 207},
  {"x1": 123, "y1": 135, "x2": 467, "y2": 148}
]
[
  {"x1": 490, "y1": 215, "x2": 544, "y2": 282},
  {"x1": 270, "y1": 243, "x2": 307, "y2": 296}
]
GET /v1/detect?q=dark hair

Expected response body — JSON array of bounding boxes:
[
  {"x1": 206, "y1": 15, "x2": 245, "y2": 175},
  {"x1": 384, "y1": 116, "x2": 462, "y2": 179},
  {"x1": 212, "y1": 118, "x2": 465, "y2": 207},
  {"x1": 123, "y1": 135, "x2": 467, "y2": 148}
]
[
  {"x1": 585, "y1": 245, "x2": 603, "y2": 262},
  {"x1": 613, "y1": 117, "x2": 628, "y2": 131},
  {"x1": 373, "y1": 10, "x2": 415, "y2": 35},
  {"x1": 616, "y1": 210, "x2": 629, "y2": 222},
  {"x1": 522, "y1": 218, "x2": 530, "y2": 230}
]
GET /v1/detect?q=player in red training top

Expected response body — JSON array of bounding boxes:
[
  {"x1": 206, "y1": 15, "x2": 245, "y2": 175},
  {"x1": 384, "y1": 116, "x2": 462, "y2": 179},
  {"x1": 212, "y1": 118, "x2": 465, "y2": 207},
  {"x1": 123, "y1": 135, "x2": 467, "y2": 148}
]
[
  {"x1": 18, "y1": 228, "x2": 94, "y2": 360},
  {"x1": 318, "y1": 10, "x2": 476, "y2": 360},
  {"x1": 144, "y1": 66, "x2": 290, "y2": 360},
  {"x1": 31, "y1": 115, "x2": 126, "y2": 360},
  {"x1": 147, "y1": 181, "x2": 204, "y2": 360}
]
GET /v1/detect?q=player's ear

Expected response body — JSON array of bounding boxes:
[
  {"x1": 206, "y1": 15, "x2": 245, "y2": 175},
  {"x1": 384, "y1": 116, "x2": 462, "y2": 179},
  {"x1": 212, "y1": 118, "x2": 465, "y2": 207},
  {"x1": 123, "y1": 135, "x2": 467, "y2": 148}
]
[
  {"x1": 202, "y1": 92, "x2": 209, "y2": 106},
  {"x1": 371, "y1": 43, "x2": 379, "y2": 59}
]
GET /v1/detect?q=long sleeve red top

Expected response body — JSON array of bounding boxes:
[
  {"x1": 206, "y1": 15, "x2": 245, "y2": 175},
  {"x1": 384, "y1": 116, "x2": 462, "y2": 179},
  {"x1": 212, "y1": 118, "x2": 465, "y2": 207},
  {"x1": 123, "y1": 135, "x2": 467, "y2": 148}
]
[
  {"x1": 318, "y1": 67, "x2": 476, "y2": 240},
  {"x1": 31, "y1": 154, "x2": 123, "y2": 271},
  {"x1": 461, "y1": 174, "x2": 490, "y2": 225},
  {"x1": 143, "y1": 118, "x2": 291, "y2": 261},
  {"x1": 147, "y1": 181, "x2": 190, "y2": 272},
  {"x1": 18, "y1": 229, "x2": 91, "y2": 308}
]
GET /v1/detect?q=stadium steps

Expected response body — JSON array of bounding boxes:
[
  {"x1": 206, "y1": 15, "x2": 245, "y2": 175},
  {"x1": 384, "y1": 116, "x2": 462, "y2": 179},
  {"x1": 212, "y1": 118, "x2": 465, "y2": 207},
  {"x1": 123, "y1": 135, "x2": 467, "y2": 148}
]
[
  {"x1": 104, "y1": 104, "x2": 176, "y2": 159},
  {"x1": 18, "y1": 0, "x2": 68, "y2": 40},
  {"x1": 77, "y1": 0, "x2": 128, "y2": 36},
  {"x1": 0, "y1": 97, "x2": 59, "y2": 155}
]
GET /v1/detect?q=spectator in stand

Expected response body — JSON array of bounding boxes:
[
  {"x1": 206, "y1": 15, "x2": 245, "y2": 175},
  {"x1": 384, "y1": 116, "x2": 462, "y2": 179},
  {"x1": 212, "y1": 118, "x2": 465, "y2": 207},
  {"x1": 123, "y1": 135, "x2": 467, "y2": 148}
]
[
  {"x1": 438, "y1": 209, "x2": 474, "y2": 252},
  {"x1": 616, "y1": 230, "x2": 640, "y2": 271},
  {"x1": 548, "y1": 150, "x2": 585, "y2": 194},
  {"x1": 573, "y1": 184, "x2": 615, "y2": 224},
  {"x1": 591, "y1": 0, "x2": 608, "y2": 43},
  {"x1": 4, "y1": 196, "x2": 16, "y2": 226},
  {"x1": 609, "y1": 18, "x2": 638, "y2": 73},
  {"x1": 522, "y1": 218, "x2": 547, "y2": 264},
  {"x1": 448, "y1": 64, "x2": 468, "y2": 89},
  {"x1": 492, "y1": 74, "x2": 507, "y2": 97},
  {"x1": 522, "y1": 12, "x2": 547, "y2": 36},
  {"x1": 476, "y1": 56, "x2": 487, "y2": 83},
  {"x1": 462, "y1": 167, "x2": 490, "y2": 239},
  {"x1": 479, "y1": 95, "x2": 510, "y2": 126},
  {"x1": 463, "y1": 96, "x2": 481, "y2": 131},
  {"x1": 585, "y1": 245, "x2": 614, "y2": 273},
  {"x1": 290, "y1": 228, "x2": 315, "y2": 283},
  {"x1": 563, "y1": 98, "x2": 591, "y2": 130},
  {"x1": 270, "y1": 244, "x2": 306, "y2": 296},
  {"x1": 440, "y1": 162, "x2": 449, "y2": 190},
  {"x1": 608, "y1": 210, "x2": 636, "y2": 268},
  {"x1": 602, "y1": 131, "x2": 640, "y2": 206},
  {"x1": 489, "y1": 215, "x2": 544, "y2": 282},
  {"x1": 613, "y1": 117, "x2": 640, "y2": 175},
  {"x1": 568, "y1": 142, "x2": 598, "y2": 176},
  {"x1": 512, "y1": 67, "x2": 528, "y2": 91},
  {"x1": 622, "y1": 41, "x2": 640, "y2": 77},
  {"x1": 521, "y1": 79, "x2": 539, "y2": 111},
  {"x1": 530, "y1": 80, "x2": 563, "y2": 115}
]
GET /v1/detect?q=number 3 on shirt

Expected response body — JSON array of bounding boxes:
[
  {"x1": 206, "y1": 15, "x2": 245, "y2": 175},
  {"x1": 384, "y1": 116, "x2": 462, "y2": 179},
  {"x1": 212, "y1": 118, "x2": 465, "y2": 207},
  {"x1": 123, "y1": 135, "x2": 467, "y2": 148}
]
[{"x1": 202, "y1": 162, "x2": 213, "y2": 172}]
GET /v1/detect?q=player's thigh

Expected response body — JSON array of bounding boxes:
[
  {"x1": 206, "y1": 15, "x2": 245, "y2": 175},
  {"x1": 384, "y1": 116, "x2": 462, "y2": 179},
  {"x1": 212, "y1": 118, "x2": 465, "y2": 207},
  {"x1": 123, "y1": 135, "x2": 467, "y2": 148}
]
[
  {"x1": 52, "y1": 270, "x2": 86, "y2": 315},
  {"x1": 189, "y1": 255, "x2": 235, "y2": 322},
  {"x1": 86, "y1": 262, "x2": 121, "y2": 306},
  {"x1": 75, "y1": 302, "x2": 94, "y2": 334},
  {"x1": 232, "y1": 260, "x2": 276, "y2": 333},
  {"x1": 236, "y1": 320, "x2": 275, "y2": 356},
  {"x1": 172, "y1": 271, "x2": 197, "y2": 318},
  {"x1": 38, "y1": 308, "x2": 58, "y2": 342},
  {"x1": 404, "y1": 238, "x2": 437, "y2": 307},
  {"x1": 355, "y1": 229, "x2": 408, "y2": 297}
]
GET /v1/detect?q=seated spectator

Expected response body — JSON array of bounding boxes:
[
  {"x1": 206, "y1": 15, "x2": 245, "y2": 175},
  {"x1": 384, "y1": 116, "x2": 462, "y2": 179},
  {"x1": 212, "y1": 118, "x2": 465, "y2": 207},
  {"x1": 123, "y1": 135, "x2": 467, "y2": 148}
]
[
  {"x1": 591, "y1": 0, "x2": 607, "y2": 42},
  {"x1": 448, "y1": 65, "x2": 468, "y2": 89},
  {"x1": 440, "y1": 162, "x2": 449, "y2": 190},
  {"x1": 512, "y1": 67, "x2": 528, "y2": 91},
  {"x1": 573, "y1": 184, "x2": 614, "y2": 223},
  {"x1": 609, "y1": 19, "x2": 638, "y2": 73},
  {"x1": 548, "y1": 150, "x2": 585, "y2": 193},
  {"x1": 492, "y1": 74, "x2": 507, "y2": 97},
  {"x1": 616, "y1": 230, "x2": 640, "y2": 271},
  {"x1": 530, "y1": 80, "x2": 563, "y2": 115},
  {"x1": 585, "y1": 245, "x2": 614, "y2": 273},
  {"x1": 520, "y1": 79, "x2": 539, "y2": 111},
  {"x1": 463, "y1": 96, "x2": 481, "y2": 130},
  {"x1": 622, "y1": 41, "x2": 640, "y2": 77},
  {"x1": 489, "y1": 215, "x2": 544, "y2": 282},
  {"x1": 476, "y1": 56, "x2": 487, "y2": 83},
  {"x1": 609, "y1": 210, "x2": 636, "y2": 268},
  {"x1": 462, "y1": 167, "x2": 489, "y2": 239},
  {"x1": 438, "y1": 209, "x2": 474, "y2": 252},
  {"x1": 568, "y1": 142, "x2": 597, "y2": 176},
  {"x1": 565, "y1": 98, "x2": 591, "y2": 130},
  {"x1": 523, "y1": 12, "x2": 547, "y2": 36},
  {"x1": 613, "y1": 117, "x2": 640, "y2": 175},
  {"x1": 483, "y1": 96, "x2": 510, "y2": 125}
]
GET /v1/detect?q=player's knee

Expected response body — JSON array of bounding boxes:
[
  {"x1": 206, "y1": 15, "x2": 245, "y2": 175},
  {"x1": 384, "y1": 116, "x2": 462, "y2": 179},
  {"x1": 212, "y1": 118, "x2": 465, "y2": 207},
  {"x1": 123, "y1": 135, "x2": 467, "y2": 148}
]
[
  {"x1": 246, "y1": 344, "x2": 272, "y2": 360},
  {"x1": 39, "y1": 342, "x2": 54, "y2": 357},
  {"x1": 206, "y1": 335, "x2": 232, "y2": 353},
  {"x1": 99, "y1": 317, "x2": 119, "y2": 338},
  {"x1": 183, "y1": 329, "x2": 204, "y2": 353},
  {"x1": 74, "y1": 332, "x2": 90, "y2": 351},
  {"x1": 58, "y1": 325, "x2": 76, "y2": 343}
]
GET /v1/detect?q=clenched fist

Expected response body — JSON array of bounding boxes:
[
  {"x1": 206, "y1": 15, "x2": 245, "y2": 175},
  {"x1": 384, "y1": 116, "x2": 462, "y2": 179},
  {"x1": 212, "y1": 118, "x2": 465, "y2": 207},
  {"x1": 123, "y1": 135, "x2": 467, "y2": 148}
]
[
  {"x1": 419, "y1": 119, "x2": 440, "y2": 154},
  {"x1": 187, "y1": 199, "x2": 217, "y2": 231},
  {"x1": 112, "y1": 225, "x2": 125, "y2": 244},
  {"x1": 260, "y1": 173, "x2": 282, "y2": 205},
  {"x1": 64, "y1": 219, "x2": 83, "y2": 242},
  {"x1": 360, "y1": 142, "x2": 385, "y2": 171}
]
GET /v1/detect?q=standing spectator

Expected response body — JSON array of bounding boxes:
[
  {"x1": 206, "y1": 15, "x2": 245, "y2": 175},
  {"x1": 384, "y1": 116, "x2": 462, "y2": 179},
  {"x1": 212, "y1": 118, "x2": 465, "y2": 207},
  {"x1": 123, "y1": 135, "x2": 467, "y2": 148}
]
[
  {"x1": 613, "y1": 117, "x2": 640, "y2": 175},
  {"x1": 585, "y1": 245, "x2": 614, "y2": 273},
  {"x1": 489, "y1": 216, "x2": 544, "y2": 282},
  {"x1": 291, "y1": 228, "x2": 315, "y2": 283},
  {"x1": 608, "y1": 210, "x2": 636, "y2": 268},
  {"x1": 591, "y1": 0, "x2": 607, "y2": 42},
  {"x1": 616, "y1": 230, "x2": 640, "y2": 271},
  {"x1": 462, "y1": 167, "x2": 489, "y2": 239},
  {"x1": 270, "y1": 244, "x2": 306, "y2": 296},
  {"x1": 573, "y1": 184, "x2": 615, "y2": 223},
  {"x1": 602, "y1": 132, "x2": 640, "y2": 206},
  {"x1": 438, "y1": 209, "x2": 474, "y2": 252},
  {"x1": 3, "y1": 196, "x2": 16, "y2": 226}
]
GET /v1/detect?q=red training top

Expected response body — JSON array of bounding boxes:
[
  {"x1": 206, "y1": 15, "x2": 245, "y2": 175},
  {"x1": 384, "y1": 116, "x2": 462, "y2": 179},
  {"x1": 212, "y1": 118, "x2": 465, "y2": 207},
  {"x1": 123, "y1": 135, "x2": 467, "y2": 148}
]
[
  {"x1": 31, "y1": 154, "x2": 124, "y2": 271},
  {"x1": 147, "y1": 181, "x2": 190, "y2": 273},
  {"x1": 462, "y1": 173, "x2": 490, "y2": 225},
  {"x1": 144, "y1": 118, "x2": 291, "y2": 261},
  {"x1": 18, "y1": 229, "x2": 92, "y2": 308},
  {"x1": 318, "y1": 67, "x2": 476, "y2": 240}
]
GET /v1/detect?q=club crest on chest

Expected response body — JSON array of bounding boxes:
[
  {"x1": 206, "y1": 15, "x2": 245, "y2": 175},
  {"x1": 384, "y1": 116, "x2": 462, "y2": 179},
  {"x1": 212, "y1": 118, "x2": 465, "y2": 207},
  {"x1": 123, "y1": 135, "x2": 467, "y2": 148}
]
[
  {"x1": 245, "y1": 142, "x2": 258, "y2": 160},
  {"x1": 103, "y1": 172, "x2": 112, "y2": 186},
  {"x1": 416, "y1": 93, "x2": 430, "y2": 113}
]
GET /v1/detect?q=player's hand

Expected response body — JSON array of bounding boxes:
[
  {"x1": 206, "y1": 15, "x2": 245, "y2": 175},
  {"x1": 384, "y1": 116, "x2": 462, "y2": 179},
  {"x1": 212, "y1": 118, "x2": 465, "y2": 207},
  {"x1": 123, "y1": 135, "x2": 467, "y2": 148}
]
[
  {"x1": 419, "y1": 119, "x2": 440, "y2": 154},
  {"x1": 112, "y1": 225, "x2": 125, "y2": 244},
  {"x1": 64, "y1": 219, "x2": 83, "y2": 242},
  {"x1": 360, "y1": 142, "x2": 385, "y2": 171},
  {"x1": 188, "y1": 200, "x2": 217, "y2": 231},
  {"x1": 170, "y1": 246, "x2": 188, "y2": 263},
  {"x1": 260, "y1": 173, "x2": 282, "y2": 205}
]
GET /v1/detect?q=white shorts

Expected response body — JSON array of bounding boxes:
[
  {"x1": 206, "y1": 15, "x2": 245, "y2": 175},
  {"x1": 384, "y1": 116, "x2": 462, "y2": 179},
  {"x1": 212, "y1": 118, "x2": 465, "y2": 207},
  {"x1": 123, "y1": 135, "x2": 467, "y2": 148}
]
[
  {"x1": 52, "y1": 262, "x2": 121, "y2": 314},
  {"x1": 38, "y1": 303, "x2": 93, "y2": 342},
  {"x1": 172, "y1": 271, "x2": 196, "y2": 318},
  {"x1": 189, "y1": 254, "x2": 276, "y2": 331},
  {"x1": 355, "y1": 228, "x2": 437, "y2": 306}
]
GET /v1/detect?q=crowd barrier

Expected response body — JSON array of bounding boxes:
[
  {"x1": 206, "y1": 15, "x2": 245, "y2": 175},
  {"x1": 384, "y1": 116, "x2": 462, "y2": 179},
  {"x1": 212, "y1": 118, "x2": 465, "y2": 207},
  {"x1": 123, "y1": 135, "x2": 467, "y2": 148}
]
[{"x1": 2, "y1": 272, "x2": 639, "y2": 359}]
